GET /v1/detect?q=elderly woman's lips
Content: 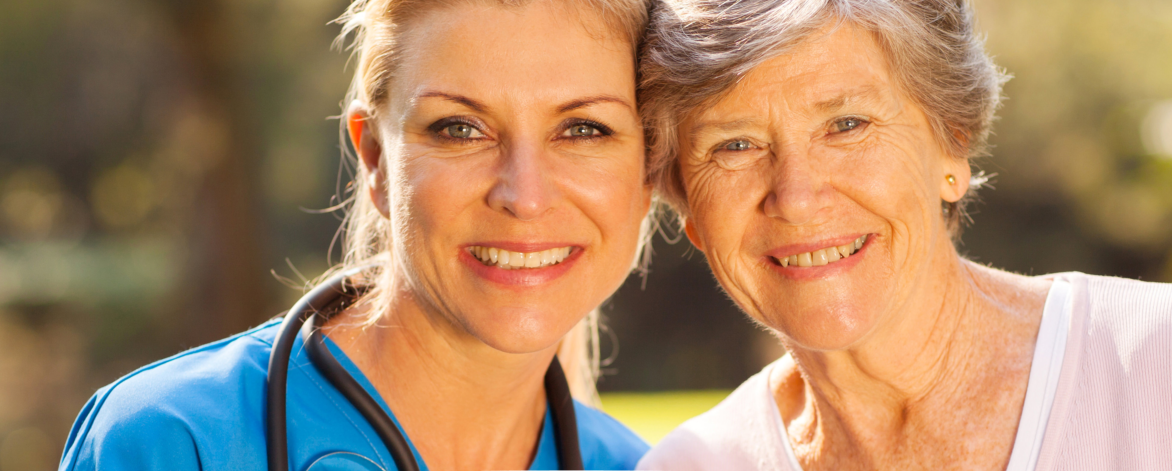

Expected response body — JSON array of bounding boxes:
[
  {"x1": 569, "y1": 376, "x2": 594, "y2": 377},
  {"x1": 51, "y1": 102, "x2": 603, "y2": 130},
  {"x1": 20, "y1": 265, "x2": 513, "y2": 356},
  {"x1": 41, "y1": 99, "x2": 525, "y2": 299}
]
[
  {"x1": 770, "y1": 234, "x2": 868, "y2": 268},
  {"x1": 468, "y1": 246, "x2": 574, "y2": 269}
]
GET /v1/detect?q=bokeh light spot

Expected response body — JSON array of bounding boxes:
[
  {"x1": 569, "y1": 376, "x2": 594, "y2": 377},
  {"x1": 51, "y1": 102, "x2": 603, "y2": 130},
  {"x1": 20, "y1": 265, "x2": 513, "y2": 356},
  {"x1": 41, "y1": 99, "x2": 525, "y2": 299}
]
[
  {"x1": 1142, "y1": 100, "x2": 1172, "y2": 159},
  {"x1": 0, "y1": 168, "x2": 64, "y2": 241},
  {"x1": 91, "y1": 164, "x2": 156, "y2": 229}
]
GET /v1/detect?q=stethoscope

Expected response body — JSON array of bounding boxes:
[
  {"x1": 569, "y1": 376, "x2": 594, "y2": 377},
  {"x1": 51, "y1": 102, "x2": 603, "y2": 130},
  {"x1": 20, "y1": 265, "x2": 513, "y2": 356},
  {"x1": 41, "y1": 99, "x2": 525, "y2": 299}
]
[{"x1": 265, "y1": 269, "x2": 584, "y2": 471}]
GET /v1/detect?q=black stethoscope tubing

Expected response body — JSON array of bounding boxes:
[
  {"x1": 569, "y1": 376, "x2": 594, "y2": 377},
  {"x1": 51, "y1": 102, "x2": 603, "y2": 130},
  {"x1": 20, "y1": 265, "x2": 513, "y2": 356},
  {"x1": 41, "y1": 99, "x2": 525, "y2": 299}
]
[{"x1": 266, "y1": 269, "x2": 584, "y2": 471}]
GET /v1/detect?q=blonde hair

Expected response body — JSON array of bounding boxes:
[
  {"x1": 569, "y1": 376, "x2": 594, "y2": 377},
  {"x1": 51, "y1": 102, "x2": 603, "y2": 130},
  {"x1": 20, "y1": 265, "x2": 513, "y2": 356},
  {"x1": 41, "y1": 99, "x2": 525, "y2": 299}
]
[
  {"x1": 639, "y1": 0, "x2": 1007, "y2": 234},
  {"x1": 325, "y1": 0, "x2": 651, "y2": 406}
]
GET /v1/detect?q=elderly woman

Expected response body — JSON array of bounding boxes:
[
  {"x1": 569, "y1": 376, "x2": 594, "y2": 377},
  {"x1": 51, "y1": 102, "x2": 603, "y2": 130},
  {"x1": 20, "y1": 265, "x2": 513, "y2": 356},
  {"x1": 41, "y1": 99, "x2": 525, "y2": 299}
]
[
  {"x1": 59, "y1": 0, "x2": 655, "y2": 470},
  {"x1": 636, "y1": 0, "x2": 1172, "y2": 470}
]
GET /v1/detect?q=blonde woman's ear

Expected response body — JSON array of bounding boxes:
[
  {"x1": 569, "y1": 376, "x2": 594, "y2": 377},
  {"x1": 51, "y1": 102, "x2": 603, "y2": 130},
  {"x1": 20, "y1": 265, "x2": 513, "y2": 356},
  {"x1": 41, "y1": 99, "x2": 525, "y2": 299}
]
[{"x1": 347, "y1": 102, "x2": 390, "y2": 218}]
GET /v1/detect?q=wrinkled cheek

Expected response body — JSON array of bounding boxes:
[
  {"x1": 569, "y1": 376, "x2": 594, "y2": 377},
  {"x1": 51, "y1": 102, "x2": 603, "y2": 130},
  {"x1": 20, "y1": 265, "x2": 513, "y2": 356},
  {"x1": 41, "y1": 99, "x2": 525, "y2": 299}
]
[
  {"x1": 712, "y1": 256, "x2": 763, "y2": 315},
  {"x1": 682, "y1": 167, "x2": 726, "y2": 217}
]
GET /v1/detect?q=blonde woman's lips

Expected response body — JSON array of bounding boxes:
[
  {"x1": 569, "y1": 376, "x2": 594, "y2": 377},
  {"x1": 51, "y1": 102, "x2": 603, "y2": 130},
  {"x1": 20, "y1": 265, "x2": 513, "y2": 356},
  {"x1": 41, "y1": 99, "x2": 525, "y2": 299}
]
[
  {"x1": 461, "y1": 242, "x2": 581, "y2": 286},
  {"x1": 766, "y1": 234, "x2": 871, "y2": 279}
]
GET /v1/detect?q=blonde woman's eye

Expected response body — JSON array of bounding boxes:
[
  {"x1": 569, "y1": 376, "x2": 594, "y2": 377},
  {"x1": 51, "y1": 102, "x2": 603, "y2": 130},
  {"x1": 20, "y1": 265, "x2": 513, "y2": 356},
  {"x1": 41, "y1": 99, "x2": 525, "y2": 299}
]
[
  {"x1": 832, "y1": 118, "x2": 867, "y2": 133},
  {"x1": 723, "y1": 140, "x2": 754, "y2": 151},
  {"x1": 442, "y1": 123, "x2": 483, "y2": 139},
  {"x1": 561, "y1": 120, "x2": 611, "y2": 139},
  {"x1": 566, "y1": 124, "x2": 600, "y2": 137}
]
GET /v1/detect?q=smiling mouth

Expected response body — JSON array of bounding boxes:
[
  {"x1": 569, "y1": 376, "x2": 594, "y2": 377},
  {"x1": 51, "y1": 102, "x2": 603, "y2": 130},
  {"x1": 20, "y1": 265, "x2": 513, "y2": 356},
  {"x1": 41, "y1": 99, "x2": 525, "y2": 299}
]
[
  {"x1": 770, "y1": 234, "x2": 868, "y2": 268},
  {"x1": 468, "y1": 246, "x2": 573, "y2": 270}
]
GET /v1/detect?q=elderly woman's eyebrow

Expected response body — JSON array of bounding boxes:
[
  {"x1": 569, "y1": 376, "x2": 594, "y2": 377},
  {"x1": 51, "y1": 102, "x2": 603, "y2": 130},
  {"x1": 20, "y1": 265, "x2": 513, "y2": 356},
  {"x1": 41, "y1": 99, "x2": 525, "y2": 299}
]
[
  {"x1": 812, "y1": 85, "x2": 883, "y2": 113},
  {"x1": 688, "y1": 117, "x2": 765, "y2": 137}
]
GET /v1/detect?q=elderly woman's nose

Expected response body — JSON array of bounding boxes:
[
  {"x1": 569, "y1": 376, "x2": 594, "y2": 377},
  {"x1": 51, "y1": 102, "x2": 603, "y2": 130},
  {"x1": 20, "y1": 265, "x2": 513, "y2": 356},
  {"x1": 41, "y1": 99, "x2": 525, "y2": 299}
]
[
  {"x1": 762, "y1": 154, "x2": 832, "y2": 225},
  {"x1": 486, "y1": 141, "x2": 559, "y2": 220}
]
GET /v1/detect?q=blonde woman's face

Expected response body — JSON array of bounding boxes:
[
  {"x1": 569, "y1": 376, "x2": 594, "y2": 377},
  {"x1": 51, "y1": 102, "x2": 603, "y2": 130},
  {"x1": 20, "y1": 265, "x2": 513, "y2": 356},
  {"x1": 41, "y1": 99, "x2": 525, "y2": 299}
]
[
  {"x1": 677, "y1": 25, "x2": 969, "y2": 351},
  {"x1": 376, "y1": 2, "x2": 650, "y2": 354}
]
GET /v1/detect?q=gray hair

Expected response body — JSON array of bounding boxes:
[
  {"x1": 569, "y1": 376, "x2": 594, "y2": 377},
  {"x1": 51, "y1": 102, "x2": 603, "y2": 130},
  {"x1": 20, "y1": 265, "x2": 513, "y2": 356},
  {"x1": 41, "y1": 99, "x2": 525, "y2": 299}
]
[{"x1": 639, "y1": 0, "x2": 1007, "y2": 232}]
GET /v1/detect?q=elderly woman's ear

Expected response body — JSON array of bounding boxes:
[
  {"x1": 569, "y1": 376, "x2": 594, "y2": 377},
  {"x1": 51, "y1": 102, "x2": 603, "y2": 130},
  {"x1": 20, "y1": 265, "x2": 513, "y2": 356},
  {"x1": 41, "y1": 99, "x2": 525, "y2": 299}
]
[
  {"x1": 940, "y1": 128, "x2": 973, "y2": 204},
  {"x1": 683, "y1": 218, "x2": 704, "y2": 252},
  {"x1": 940, "y1": 154, "x2": 972, "y2": 205},
  {"x1": 347, "y1": 102, "x2": 390, "y2": 219}
]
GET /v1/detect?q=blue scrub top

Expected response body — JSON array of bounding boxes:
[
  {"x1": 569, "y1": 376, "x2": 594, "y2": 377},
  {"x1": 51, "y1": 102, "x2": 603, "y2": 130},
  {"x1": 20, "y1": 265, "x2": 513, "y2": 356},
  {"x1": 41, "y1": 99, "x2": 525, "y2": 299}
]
[{"x1": 59, "y1": 319, "x2": 648, "y2": 470}]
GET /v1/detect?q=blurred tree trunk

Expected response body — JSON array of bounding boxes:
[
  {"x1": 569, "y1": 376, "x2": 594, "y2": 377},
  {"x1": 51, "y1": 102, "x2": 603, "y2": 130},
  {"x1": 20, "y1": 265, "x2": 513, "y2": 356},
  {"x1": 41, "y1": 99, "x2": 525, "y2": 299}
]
[{"x1": 163, "y1": 0, "x2": 274, "y2": 345}]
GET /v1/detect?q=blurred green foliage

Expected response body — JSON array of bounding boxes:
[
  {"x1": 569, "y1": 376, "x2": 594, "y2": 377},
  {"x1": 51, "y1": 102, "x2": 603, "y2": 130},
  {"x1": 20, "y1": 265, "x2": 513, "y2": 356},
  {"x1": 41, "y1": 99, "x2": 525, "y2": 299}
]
[{"x1": 0, "y1": 0, "x2": 1169, "y2": 468}]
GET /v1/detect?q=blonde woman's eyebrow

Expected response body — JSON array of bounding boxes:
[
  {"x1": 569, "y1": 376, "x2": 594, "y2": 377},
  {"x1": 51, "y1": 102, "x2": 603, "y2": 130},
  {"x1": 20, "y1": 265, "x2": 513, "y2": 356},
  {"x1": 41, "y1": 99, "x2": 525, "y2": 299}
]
[
  {"x1": 416, "y1": 91, "x2": 488, "y2": 112},
  {"x1": 557, "y1": 95, "x2": 633, "y2": 113}
]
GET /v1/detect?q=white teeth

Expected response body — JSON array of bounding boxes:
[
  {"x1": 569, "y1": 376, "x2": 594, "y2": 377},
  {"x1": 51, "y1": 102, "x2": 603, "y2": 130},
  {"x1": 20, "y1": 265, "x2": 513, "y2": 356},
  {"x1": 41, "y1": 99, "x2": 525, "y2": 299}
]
[
  {"x1": 469, "y1": 246, "x2": 573, "y2": 269},
  {"x1": 776, "y1": 235, "x2": 869, "y2": 269}
]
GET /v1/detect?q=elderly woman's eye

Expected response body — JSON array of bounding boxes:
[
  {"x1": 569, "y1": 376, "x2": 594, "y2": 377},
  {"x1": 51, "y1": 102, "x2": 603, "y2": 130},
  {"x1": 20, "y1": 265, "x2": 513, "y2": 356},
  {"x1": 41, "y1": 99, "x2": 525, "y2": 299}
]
[
  {"x1": 441, "y1": 123, "x2": 484, "y2": 139},
  {"x1": 832, "y1": 117, "x2": 868, "y2": 134},
  {"x1": 722, "y1": 140, "x2": 755, "y2": 151}
]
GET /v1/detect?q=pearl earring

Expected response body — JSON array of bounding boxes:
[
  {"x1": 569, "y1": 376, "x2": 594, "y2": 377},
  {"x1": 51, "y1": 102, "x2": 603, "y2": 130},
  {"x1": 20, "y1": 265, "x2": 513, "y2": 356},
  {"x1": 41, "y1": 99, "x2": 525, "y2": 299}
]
[{"x1": 946, "y1": 174, "x2": 957, "y2": 185}]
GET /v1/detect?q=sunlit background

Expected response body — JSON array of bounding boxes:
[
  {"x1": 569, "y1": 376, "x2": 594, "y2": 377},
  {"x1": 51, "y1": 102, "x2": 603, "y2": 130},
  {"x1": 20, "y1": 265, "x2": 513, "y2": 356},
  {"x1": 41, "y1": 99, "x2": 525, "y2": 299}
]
[{"x1": 1, "y1": 0, "x2": 1170, "y2": 468}]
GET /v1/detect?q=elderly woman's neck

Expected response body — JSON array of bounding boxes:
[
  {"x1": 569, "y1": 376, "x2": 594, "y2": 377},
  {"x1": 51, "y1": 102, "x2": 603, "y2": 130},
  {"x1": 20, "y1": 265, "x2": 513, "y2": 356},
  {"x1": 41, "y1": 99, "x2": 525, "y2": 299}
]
[{"x1": 780, "y1": 252, "x2": 1052, "y2": 467}]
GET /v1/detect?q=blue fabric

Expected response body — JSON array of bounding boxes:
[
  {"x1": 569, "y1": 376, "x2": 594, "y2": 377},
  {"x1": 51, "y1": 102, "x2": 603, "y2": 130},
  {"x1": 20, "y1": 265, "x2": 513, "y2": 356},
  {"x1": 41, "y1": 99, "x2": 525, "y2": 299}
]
[{"x1": 59, "y1": 319, "x2": 648, "y2": 470}]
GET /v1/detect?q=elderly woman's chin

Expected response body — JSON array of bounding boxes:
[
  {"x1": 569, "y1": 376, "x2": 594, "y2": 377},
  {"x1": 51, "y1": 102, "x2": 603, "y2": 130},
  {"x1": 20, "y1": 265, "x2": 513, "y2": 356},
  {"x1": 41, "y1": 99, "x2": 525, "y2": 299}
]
[{"x1": 753, "y1": 279, "x2": 893, "y2": 352}]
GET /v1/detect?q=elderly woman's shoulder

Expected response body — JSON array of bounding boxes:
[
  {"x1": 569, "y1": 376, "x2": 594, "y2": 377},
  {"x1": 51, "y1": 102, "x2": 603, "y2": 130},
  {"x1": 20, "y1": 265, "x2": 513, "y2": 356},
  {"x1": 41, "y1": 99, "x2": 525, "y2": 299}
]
[
  {"x1": 636, "y1": 363, "x2": 797, "y2": 471},
  {"x1": 1082, "y1": 272, "x2": 1172, "y2": 293},
  {"x1": 1062, "y1": 271, "x2": 1172, "y2": 327},
  {"x1": 1064, "y1": 271, "x2": 1172, "y2": 363},
  {"x1": 1038, "y1": 272, "x2": 1172, "y2": 468},
  {"x1": 1054, "y1": 272, "x2": 1171, "y2": 360}
]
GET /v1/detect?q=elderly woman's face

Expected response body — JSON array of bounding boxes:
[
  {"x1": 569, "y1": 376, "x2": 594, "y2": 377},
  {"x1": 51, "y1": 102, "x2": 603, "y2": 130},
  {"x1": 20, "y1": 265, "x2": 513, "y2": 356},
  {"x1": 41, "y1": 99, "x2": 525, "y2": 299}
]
[
  {"x1": 678, "y1": 24, "x2": 969, "y2": 350},
  {"x1": 376, "y1": 2, "x2": 649, "y2": 353}
]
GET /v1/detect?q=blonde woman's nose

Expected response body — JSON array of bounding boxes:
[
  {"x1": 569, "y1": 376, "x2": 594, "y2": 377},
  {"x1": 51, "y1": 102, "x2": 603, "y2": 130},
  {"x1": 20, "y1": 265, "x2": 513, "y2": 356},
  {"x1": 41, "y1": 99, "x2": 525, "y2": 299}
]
[{"x1": 487, "y1": 141, "x2": 559, "y2": 220}]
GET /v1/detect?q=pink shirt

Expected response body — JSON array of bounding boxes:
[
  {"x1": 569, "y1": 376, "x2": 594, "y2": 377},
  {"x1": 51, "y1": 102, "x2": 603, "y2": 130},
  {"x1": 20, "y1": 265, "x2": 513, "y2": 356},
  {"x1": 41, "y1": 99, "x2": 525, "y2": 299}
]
[{"x1": 638, "y1": 273, "x2": 1172, "y2": 470}]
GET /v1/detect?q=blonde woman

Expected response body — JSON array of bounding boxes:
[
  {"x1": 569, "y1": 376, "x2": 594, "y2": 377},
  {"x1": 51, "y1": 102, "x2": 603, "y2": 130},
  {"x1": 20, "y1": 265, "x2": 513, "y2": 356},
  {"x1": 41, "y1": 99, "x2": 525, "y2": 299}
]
[{"x1": 59, "y1": 1, "x2": 654, "y2": 469}]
